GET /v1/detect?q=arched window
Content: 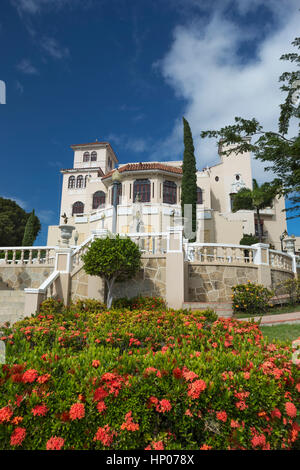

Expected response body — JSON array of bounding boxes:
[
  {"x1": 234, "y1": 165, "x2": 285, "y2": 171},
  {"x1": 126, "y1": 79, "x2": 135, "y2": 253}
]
[
  {"x1": 83, "y1": 152, "x2": 90, "y2": 162},
  {"x1": 197, "y1": 187, "x2": 203, "y2": 204},
  {"x1": 163, "y1": 180, "x2": 177, "y2": 204},
  {"x1": 111, "y1": 182, "x2": 122, "y2": 205},
  {"x1": 68, "y1": 176, "x2": 75, "y2": 189},
  {"x1": 76, "y1": 175, "x2": 84, "y2": 188},
  {"x1": 72, "y1": 201, "x2": 84, "y2": 215},
  {"x1": 133, "y1": 179, "x2": 150, "y2": 203},
  {"x1": 93, "y1": 191, "x2": 106, "y2": 209},
  {"x1": 91, "y1": 151, "x2": 97, "y2": 161}
]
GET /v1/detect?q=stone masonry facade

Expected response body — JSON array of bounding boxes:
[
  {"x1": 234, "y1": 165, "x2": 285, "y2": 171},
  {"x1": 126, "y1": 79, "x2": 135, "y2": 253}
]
[
  {"x1": 187, "y1": 263, "x2": 258, "y2": 302},
  {"x1": 70, "y1": 256, "x2": 166, "y2": 303},
  {"x1": 0, "y1": 267, "x2": 54, "y2": 291}
]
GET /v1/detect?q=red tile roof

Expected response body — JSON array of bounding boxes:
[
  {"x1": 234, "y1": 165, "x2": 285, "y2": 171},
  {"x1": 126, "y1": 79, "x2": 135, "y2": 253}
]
[
  {"x1": 70, "y1": 141, "x2": 110, "y2": 148},
  {"x1": 102, "y1": 162, "x2": 182, "y2": 179}
]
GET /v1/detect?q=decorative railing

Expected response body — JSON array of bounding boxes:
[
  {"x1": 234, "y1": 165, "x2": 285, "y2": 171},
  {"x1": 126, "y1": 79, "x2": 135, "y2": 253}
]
[
  {"x1": 269, "y1": 249, "x2": 294, "y2": 272},
  {"x1": 128, "y1": 232, "x2": 168, "y2": 255},
  {"x1": 71, "y1": 235, "x2": 95, "y2": 269},
  {"x1": 0, "y1": 247, "x2": 56, "y2": 266},
  {"x1": 39, "y1": 271, "x2": 60, "y2": 298},
  {"x1": 184, "y1": 243, "x2": 257, "y2": 265}
]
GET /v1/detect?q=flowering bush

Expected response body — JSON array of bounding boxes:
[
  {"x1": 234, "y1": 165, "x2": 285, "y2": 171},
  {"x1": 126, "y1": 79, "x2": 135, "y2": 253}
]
[
  {"x1": 232, "y1": 281, "x2": 274, "y2": 315},
  {"x1": 0, "y1": 302, "x2": 299, "y2": 450}
]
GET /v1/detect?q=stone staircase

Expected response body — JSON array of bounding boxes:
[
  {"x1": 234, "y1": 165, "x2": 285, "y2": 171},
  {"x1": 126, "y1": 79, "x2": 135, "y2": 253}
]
[
  {"x1": 0, "y1": 290, "x2": 26, "y2": 326},
  {"x1": 182, "y1": 301, "x2": 233, "y2": 318}
]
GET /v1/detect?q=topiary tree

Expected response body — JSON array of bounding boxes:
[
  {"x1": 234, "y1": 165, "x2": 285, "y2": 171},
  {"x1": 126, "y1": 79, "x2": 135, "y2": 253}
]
[
  {"x1": 181, "y1": 117, "x2": 197, "y2": 242},
  {"x1": 81, "y1": 235, "x2": 142, "y2": 308},
  {"x1": 22, "y1": 209, "x2": 37, "y2": 246}
]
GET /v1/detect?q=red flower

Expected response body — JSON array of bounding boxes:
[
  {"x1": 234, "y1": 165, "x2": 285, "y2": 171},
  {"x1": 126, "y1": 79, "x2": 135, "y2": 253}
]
[
  {"x1": 46, "y1": 436, "x2": 65, "y2": 450},
  {"x1": 37, "y1": 374, "x2": 51, "y2": 384},
  {"x1": 200, "y1": 444, "x2": 212, "y2": 450},
  {"x1": 93, "y1": 425, "x2": 115, "y2": 447},
  {"x1": 251, "y1": 433, "x2": 266, "y2": 448},
  {"x1": 92, "y1": 360, "x2": 100, "y2": 368},
  {"x1": 216, "y1": 411, "x2": 227, "y2": 422},
  {"x1": 93, "y1": 387, "x2": 108, "y2": 402},
  {"x1": 0, "y1": 406, "x2": 13, "y2": 423},
  {"x1": 10, "y1": 427, "x2": 26, "y2": 447},
  {"x1": 96, "y1": 401, "x2": 107, "y2": 414},
  {"x1": 120, "y1": 411, "x2": 139, "y2": 431},
  {"x1": 187, "y1": 379, "x2": 207, "y2": 399},
  {"x1": 69, "y1": 402, "x2": 85, "y2": 421},
  {"x1": 285, "y1": 402, "x2": 297, "y2": 418},
  {"x1": 271, "y1": 408, "x2": 281, "y2": 420},
  {"x1": 172, "y1": 367, "x2": 182, "y2": 379},
  {"x1": 156, "y1": 399, "x2": 172, "y2": 413},
  {"x1": 32, "y1": 404, "x2": 48, "y2": 417},
  {"x1": 22, "y1": 369, "x2": 38, "y2": 383}
]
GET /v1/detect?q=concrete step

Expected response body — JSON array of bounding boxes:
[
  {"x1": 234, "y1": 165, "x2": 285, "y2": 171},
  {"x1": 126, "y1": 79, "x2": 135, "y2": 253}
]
[{"x1": 183, "y1": 301, "x2": 233, "y2": 318}]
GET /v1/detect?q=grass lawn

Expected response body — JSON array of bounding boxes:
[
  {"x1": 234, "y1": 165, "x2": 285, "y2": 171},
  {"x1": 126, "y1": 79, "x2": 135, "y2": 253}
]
[{"x1": 260, "y1": 323, "x2": 300, "y2": 343}]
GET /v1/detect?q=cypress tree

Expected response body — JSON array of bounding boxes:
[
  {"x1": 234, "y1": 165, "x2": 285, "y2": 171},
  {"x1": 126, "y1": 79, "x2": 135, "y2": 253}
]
[
  {"x1": 22, "y1": 210, "x2": 36, "y2": 246},
  {"x1": 181, "y1": 117, "x2": 197, "y2": 242}
]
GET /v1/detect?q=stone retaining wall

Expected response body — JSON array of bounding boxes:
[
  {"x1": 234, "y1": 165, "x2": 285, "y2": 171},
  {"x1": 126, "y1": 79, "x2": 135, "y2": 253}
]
[
  {"x1": 187, "y1": 263, "x2": 258, "y2": 302},
  {"x1": 112, "y1": 255, "x2": 166, "y2": 300},
  {"x1": 70, "y1": 255, "x2": 166, "y2": 303},
  {"x1": 271, "y1": 268, "x2": 296, "y2": 295},
  {"x1": 0, "y1": 266, "x2": 54, "y2": 290}
]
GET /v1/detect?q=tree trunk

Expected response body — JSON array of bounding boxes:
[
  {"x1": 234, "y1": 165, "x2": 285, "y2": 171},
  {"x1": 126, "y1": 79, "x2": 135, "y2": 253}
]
[
  {"x1": 106, "y1": 277, "x2": 116, "y2": 309},
  {"x1": 256, "y1": 209, "x2": 263, "y2": 243}
]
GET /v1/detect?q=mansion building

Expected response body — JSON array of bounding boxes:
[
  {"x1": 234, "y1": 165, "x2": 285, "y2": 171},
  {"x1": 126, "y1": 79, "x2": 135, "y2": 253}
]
[{"x1": 47, "y1": 140, "x2": 287, "y2": 250}]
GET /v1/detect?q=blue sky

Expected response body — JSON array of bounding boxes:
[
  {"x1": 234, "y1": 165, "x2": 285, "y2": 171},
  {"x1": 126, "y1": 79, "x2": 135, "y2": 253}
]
[{"x1": 0, "y1": 0, "x2": 299, "y2": 245}]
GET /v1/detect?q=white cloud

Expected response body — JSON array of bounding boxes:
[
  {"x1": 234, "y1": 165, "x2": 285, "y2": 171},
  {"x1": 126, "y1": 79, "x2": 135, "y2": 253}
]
[
  {"x1": 154, "y1": 0, "x2": 300, "y2": 183},
  {"x1": 16, "y1": 58, "x2": 39, "y2": 75},
  {"x1": 107, "y1": 133, "x2": 149, "y2": 155},
  {"x1": 41, "y1": 36, "x2": 70, "y2": 60}
]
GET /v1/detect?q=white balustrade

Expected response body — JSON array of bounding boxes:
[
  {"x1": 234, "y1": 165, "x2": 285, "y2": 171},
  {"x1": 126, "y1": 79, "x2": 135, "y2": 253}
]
[
  {"x1": 0, "y1": 247, "x2": 56, "y2": 266},
  {"x1": 269, "y1": 249, "x2": 293, "y2": 272},
  {"x1": 184, "y1": 243, "x2": 257, "y2": 265}
]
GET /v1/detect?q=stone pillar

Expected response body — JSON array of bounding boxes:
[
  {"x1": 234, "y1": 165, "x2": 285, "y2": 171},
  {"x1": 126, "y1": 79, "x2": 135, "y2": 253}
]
[
  {"x1": 252, "y1": 243, "x2": 272, "y2": 288},
  {"x1": 24, "y1": 289, "x2": 45, "y2": 316},
  {"x1": 166, "y1": 227, "x2": 185, "y2": 309},
  {"x1": 54, "y1": 247, "x2": 73, "y2": 305}
]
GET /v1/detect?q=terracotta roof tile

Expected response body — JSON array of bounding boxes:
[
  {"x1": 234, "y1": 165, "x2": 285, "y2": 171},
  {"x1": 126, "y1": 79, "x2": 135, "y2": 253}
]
[{"x1": 102, "y1": 162, "x2": 182, "y2": 179}]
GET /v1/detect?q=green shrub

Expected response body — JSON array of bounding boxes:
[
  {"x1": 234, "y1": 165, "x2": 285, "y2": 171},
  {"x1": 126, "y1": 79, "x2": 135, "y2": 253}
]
[
  {"x1": 112, "y1": 296, "x2": 167, "y2": 311},
  {"x1": 0, "y1": 303, "x2": 298, "y2": 450},
  {"x1": 232, "y1": 281, "x2": 274, "y2": 315}
]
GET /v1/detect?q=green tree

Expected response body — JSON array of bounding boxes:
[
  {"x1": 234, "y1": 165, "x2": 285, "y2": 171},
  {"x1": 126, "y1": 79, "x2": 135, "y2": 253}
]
[
  {"x1": 22, "y1": 210, "x2": 37, "y2": 246},
  {"x1": 81, "y1": 235, "x2": 142, "y2": 308},
  {"x1": 232, "y1": 179, "x2": 277, "y2": 242},
  {"x1": 181, "y1": 117, "x2": 197, "y2": 242},
  {"x1": 201, "y1": 36, "x2": 300, "y2": 219},
  {"x1": 0, "y1": 197, "x2": 41, "y2": 246},
  {"x1": 239, "y1": 233, "x2": 259, "y2": 246}
]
